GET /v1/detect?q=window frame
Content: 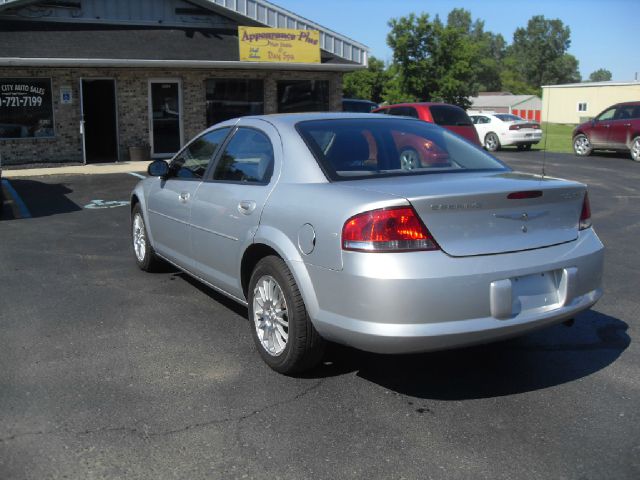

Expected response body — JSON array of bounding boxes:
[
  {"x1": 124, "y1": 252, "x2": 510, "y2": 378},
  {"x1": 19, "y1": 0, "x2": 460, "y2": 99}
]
[
  {"x1": 205, "y1": 78, "x2": 265, "y2": 126},
  {"x1": 577, "y1": 102, "x2": 588, "y2": 113},
  {"x1": 205, "y1": 126, "x2": 275, "y2": 186}
]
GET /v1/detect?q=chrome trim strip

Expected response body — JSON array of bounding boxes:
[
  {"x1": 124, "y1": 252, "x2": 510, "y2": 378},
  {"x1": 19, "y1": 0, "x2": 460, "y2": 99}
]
[
  {"x1": 190, "y1": 223, "x2": 238, "y2": 241},
  {"x1": 148, "y1": 209, "x2": 190, "y2": 226}
]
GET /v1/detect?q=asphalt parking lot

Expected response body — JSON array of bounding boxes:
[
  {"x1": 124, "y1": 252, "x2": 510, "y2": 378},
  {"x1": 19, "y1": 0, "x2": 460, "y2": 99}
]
[{"x1": 1, "y1": 150, "x2": 639, "y2": 479}]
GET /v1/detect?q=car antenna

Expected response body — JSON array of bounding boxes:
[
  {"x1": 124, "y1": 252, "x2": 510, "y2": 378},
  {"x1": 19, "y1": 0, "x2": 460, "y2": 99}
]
[{"x1": 541, "y1": 90, "x2": 551, "y2": 179}]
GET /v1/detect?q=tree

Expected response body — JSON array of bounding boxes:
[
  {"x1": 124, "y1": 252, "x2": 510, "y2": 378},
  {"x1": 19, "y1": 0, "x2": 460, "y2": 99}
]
[
  {"x1": 342, "y1": 56, "x2": 390, "y2": 103},
  {"x1": 589, "y1": 68, "x2": 612, "y2": 82},
  {"x1": 386, "y1": 11, "x2": 481, "y2": 109},
  {"x1": 508, "y1": 15, "x2": 580, "y2": 90}
]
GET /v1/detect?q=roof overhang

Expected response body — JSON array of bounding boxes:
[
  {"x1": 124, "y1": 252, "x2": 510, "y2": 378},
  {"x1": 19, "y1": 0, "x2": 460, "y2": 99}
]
[
  {"x1": 0, "y1": 0, "x2": 369, "y2": 66},
  {"x1": 0, "y1": 57, "x2": 363, "y2": 71}
]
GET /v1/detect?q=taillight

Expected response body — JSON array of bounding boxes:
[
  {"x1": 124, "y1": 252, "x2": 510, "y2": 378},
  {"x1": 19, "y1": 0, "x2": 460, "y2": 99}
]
[
  {"x1": 509, "y1": 124, "x2": 521, "y2": 130},
  {"x1": 342, "y1": 207, "x2": 439, "y2": 252},
  {"x1": 579, "y1": 192, "x2": 592, "y2": 230},
  {"x1": 533, "y1": 124, "x2": 541, "y2": 129}
]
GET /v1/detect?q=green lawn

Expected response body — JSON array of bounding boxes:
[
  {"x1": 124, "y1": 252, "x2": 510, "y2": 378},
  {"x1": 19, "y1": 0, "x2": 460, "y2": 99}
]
[{"x1": 531, "y1": 123, "x2": 576, "y2": 153}]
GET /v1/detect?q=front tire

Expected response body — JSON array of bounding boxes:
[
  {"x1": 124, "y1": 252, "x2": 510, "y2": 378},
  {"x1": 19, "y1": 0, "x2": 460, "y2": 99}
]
[
  {"x1": 630, "y1": 136, "x2": 640, "y2": 162},
  {"x1": 248, "y1": 256, "x2": 325, "y2": 374},
  {"x1": 131, "y1": 204, "x2": 163, "y2": 272},
  {"x1": 484, "y1": 132, "x2": 500, "y2": 152},
  {"x1": 573, "y1": 134, "x2": 592, "y2": 157}
]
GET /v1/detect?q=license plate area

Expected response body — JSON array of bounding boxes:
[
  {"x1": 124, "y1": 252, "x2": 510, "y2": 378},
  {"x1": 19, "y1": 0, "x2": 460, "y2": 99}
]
[{"x1": 511, "y1": 270, "x2": 561, "y2": 314}]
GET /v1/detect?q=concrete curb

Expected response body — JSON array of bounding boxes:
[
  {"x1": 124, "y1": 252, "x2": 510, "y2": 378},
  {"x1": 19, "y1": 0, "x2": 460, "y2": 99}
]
[{"x1": 2, "y1": 161, "x2": 153, "y2": 178}]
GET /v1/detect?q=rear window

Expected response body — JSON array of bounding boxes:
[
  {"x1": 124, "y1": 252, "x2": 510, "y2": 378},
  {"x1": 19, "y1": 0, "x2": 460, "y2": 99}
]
[
  {"x1": 495, "y1": 114, "x2": 524, "y2": 122},
  {"x1": 296, "y1": 118, "x2": 507, "y2": 181},
  {"x1": 429, "y1": 105, "x2": 472, "y2": 126}
]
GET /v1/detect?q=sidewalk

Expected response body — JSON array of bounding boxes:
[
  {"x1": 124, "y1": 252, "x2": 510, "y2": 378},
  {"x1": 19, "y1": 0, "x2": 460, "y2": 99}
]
[{"x1": 2, "y1": 161, "x2": 152, "y2": 178}]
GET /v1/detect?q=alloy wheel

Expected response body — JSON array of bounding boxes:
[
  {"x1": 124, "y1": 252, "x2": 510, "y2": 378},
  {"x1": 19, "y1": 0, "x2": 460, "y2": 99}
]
[
  {"x1": 252, "y1": 275, "x2": 289, "y2": 356},
  {"x1": 631, "y1": 138, "x2": 640, "y2": 162},
  {"x1": 400, "y1": 149, "x2": 419, "y2": 170},
  {"x1": 132, "y1": 213, "x2": 146, "y2": 262},
  {"x1": 574, "y1": 135, "x2": 591, "y2": 156}
]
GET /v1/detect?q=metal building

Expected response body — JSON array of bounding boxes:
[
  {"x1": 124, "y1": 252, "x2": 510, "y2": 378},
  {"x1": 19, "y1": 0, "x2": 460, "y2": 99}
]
[
  {"x1": 542, "y1": 81, "x2": 640, "y2": 124},
  {"x1": 468, "y1": 93, "x2": 542, "y2": 122}
]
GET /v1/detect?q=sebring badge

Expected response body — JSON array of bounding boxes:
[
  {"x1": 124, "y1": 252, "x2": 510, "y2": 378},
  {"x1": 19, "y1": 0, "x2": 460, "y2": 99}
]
[{"x1": 431, "y1": 202, "x2": 482, "y2": 211}]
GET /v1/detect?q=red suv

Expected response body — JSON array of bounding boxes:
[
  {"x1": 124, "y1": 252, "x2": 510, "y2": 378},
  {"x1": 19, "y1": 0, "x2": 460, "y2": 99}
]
[
  {"x1": 372, "y1": 102, "x2": 481, "y2": 146},
  {"x1": 573, "y1": 101, "x2": 640, "y2": 162}
]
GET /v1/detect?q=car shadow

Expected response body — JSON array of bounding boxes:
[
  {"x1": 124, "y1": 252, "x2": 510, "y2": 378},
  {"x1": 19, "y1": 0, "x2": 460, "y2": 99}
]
[
  {"x1": 0, "y1": 178, "x2": 81, "y2": 219},
  {"x1": 167, "y1": 271, "x2": 628, "y2": 400},
  {"x1": 304, "y1": 310, "x2": 629, "y2": 400},
  {"x1": 176, "y1": 272, "x2": 248, "y2": 318}
]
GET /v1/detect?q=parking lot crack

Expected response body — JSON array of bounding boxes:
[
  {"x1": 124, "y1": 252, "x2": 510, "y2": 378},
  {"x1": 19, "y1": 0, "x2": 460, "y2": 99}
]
[
  {"x1": 148, "y1": 379, "x2": 325, "y2": 438},
  {"x1": 0, "y1": 380, "x2": 325, "y2": 443}
]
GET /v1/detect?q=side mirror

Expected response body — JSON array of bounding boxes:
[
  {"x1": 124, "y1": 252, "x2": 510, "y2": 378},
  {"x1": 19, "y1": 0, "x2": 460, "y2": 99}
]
[{"x1": 148, "y1": 159, "x2": 169, "y2": 177}]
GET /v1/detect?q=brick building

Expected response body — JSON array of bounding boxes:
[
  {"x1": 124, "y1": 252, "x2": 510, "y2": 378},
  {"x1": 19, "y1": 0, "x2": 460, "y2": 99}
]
[{"x1": 0, "y1": 0, "x2": 367, "y2": 166}]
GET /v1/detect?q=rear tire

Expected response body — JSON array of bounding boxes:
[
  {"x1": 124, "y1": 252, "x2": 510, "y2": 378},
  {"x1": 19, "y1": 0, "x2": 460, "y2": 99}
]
[
  {"x1": 630, "y1": 136, "x2": 640, "y2": 162},
  {"x1": 484, "y1": 132, "x2": 500, "y2": 152},
  {"x1": 399, "y1": 147, "x2": 420, "y2": 170},
  {"x1": 573, "y1": 134, "x2": 592, "y2": 157},
  {"x1": 131, "y1": 204, "x2": 163, "y2": 272},
  {"x1": 248, "y1": 256, "x2": 325, "y2": 374},
  {"x1": 523, "y1": 143, "x2": 532, "y2": 151}
]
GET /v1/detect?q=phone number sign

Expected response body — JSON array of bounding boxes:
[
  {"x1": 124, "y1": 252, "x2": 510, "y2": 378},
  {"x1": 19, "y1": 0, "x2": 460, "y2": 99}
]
[{"x1": 0, "y1": 78, "x2": 54, "y2": 139}]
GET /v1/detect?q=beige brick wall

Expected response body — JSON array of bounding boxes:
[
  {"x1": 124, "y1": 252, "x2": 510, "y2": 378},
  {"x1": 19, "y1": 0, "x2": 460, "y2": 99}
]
[{"x1": 0, "y1": 67, "x2": 343, "y2": 166}]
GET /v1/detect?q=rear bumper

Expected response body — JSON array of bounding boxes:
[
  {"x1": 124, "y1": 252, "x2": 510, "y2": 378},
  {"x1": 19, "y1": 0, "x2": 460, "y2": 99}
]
[
  {"x1": 501, "y1": 131, "x2": 543, "y2": 146},
  {"x1": 305, "y1": 229, "x2": 604, "y2": 354}
]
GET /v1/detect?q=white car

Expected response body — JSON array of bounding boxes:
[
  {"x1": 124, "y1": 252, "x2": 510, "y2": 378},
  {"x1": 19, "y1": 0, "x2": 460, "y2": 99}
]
[{"x1": 470, "y1": 113, "x2": 543, "y2": 152}]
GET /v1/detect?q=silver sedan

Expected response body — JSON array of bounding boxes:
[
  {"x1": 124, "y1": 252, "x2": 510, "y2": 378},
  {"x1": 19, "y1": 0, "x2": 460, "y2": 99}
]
[{"x1": 131, "y1": 113, "x2": 604, "y2": 374}]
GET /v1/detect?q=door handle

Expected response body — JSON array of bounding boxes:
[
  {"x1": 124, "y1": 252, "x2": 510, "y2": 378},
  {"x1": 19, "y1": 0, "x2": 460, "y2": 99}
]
[
  {"x1": 624, "y1": 123, "x2": 631, "y2": 127},
  {"x1": 603, "y1": 124, "x2": 610, "y2": 128},
  {"x1": 238, "y1": 200, "x2": 256, "y2": 215},
  {"x1": 178, "y1": 192, "x2": 190, "y2": 203}
]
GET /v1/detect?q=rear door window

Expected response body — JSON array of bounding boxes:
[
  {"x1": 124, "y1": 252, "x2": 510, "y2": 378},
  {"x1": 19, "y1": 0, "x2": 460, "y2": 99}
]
[{"x1": 212, "y1": 128, "x2": 274, "y2": 184}]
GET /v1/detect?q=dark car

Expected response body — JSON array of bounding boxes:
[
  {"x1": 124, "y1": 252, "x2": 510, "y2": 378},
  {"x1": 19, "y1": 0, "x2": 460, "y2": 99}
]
[
  {"x1": 573, "y1": 101, "x2": 640, "y2": 162},
  {"x1": 372, "y1": 102, "x2": 481, "y2": 146},
  {"x1": 342, "y1": 98, "x2": 378, "y2": 113}
]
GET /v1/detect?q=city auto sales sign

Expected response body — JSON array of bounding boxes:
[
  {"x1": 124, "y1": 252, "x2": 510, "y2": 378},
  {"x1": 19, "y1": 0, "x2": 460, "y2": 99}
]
[
  {"x1": 238, "y1": 26, "x2": 320, "y2": 63},
  {"x1": 0, "y1": 80, "x2": 47, "y2": 108}
]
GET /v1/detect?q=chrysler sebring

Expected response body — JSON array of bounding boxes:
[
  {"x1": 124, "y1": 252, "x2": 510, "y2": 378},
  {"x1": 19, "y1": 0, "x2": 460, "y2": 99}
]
[{"x1": 130, "y1": 113, "x2": 604, "y2": 374}]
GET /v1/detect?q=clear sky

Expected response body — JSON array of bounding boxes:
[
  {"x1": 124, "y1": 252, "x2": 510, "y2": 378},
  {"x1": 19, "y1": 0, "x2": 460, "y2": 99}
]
[{"x1": 272, "y1": 0, "x2": 640, "y2": 82}]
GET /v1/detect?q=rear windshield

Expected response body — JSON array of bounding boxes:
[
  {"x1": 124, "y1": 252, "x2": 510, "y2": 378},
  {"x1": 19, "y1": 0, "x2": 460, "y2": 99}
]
[
  {"x1": 495, "y1": 114, "x2": 524, "y2": 122},
  {"x1": 296, "y1": 118, "x2": 508, "y2": 181},
  {"x1": 343, "y1": 100, "x2": 377, "y2": 113},
  {"x1": 429, "y1": 105, "x2": 472, "y2": 126}
]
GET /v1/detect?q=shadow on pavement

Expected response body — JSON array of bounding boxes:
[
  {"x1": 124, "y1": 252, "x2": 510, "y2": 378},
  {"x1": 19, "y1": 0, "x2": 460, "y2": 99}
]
[
  {"x1": 306, "y1": 309, "x2": 629, "y2": 400},
  {"x1": 153, "y1": 255, "x2": 629, "y2": 401},
  {"x1": 0, "y1": 178, "x2": 81, "y2": 219}
]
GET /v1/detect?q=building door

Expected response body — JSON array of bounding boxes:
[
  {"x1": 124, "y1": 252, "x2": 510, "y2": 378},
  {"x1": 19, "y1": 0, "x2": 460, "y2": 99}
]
[
  {"x1": 149, "y1": 79, "x2": 183, "y2": 157},
  {"x1": 80, "y1": 79, "x2": 118, "y2": 163}
]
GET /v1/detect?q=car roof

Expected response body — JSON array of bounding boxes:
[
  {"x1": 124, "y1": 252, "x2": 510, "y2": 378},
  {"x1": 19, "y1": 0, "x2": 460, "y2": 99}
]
[
  {"x1": 213, "y1": 112, "x2": 423, "y2": 130},
  {"x1": 376, "y1": 102, "x2": 462, "y2": 109}
]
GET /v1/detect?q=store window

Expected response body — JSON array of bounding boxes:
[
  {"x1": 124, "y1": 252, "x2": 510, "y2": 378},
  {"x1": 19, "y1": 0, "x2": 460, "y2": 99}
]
[
  {"x1": 0, "y1": 78, "x2": 54, "y2": 139},
  {"x1": 206, "y1": 79, "x2": 264, "y2": 126},
  {"x1": 277, "y1": 80, "x2": 329, "y2": 113}
]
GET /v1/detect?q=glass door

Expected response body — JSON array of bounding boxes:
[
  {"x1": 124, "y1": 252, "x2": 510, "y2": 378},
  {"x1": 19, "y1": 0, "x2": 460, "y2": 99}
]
[{"x1": 149, "y1": 80, "x2": 182, "y2": 157}]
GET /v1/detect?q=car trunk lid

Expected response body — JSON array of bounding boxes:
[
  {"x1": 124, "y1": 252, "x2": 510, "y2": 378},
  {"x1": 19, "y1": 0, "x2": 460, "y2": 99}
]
[{"x1": 341, "y1": 172, "x2": 586, "y2": 257}]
